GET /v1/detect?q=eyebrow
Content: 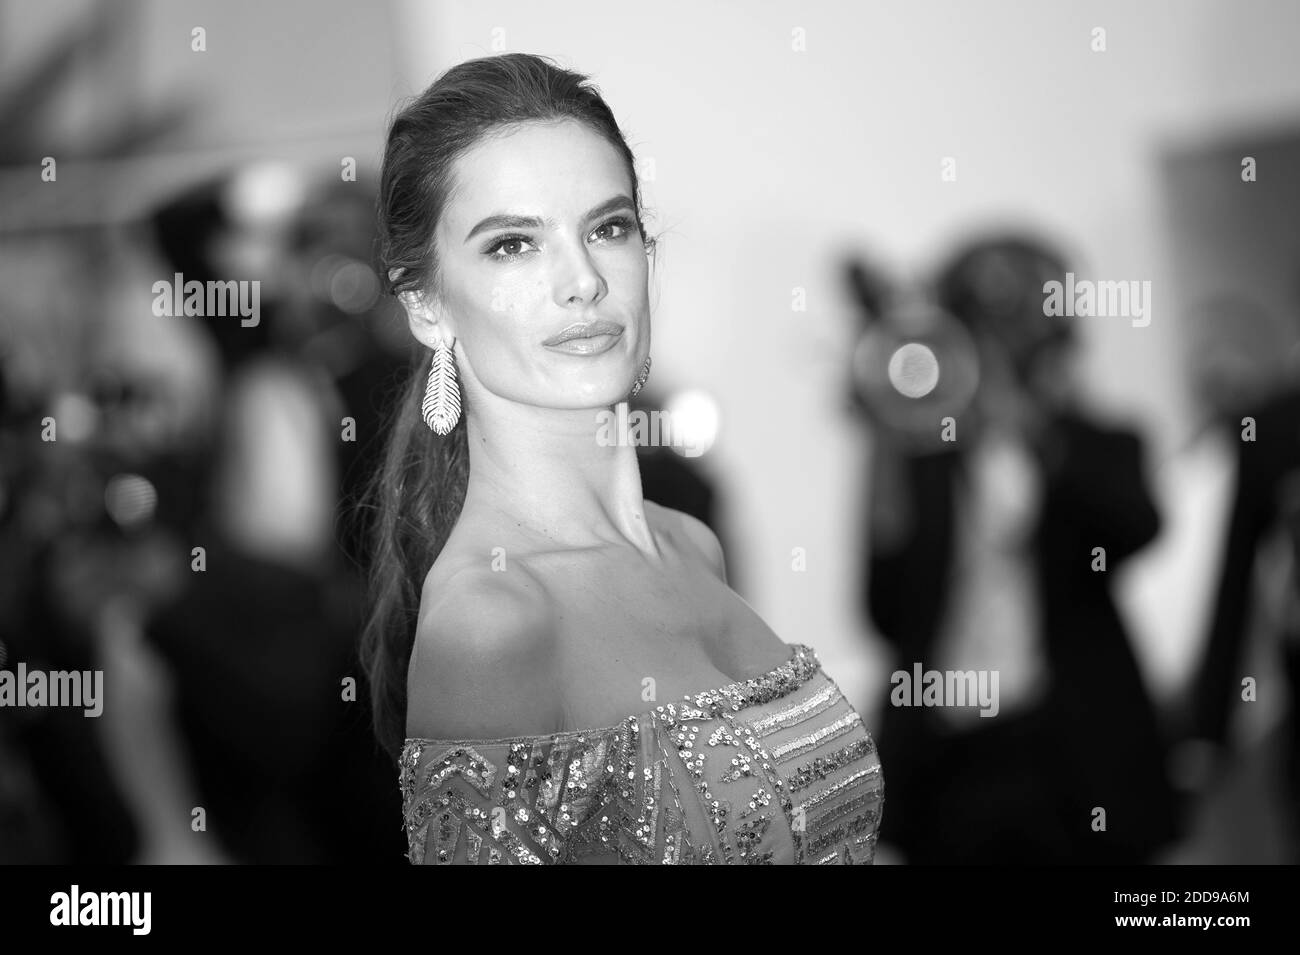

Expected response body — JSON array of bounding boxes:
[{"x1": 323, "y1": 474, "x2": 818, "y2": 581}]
[{"x1": 463, "y1": 195, "x2": 636, "y2": 244}]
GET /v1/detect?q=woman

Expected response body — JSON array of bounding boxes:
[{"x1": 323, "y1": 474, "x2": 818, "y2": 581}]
[{"x1": 361, "y1": 53, "x2": 883, "y2": 864}]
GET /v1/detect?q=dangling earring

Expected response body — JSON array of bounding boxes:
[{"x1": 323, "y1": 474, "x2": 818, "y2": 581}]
[
  {"x1": 629, "y1": 356, "x2": 652, "y2": 398},
  {"x1": 422, "y1": 340, "x2": 461, "y2": 435}
]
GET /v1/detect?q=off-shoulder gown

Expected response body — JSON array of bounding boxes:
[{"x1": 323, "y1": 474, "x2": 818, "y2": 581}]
[{"x1": 399, "y1": 642, "x2": 885, "y2": 864}]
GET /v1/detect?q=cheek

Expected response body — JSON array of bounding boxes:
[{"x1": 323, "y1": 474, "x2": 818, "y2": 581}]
[
  {"x1": 616, "y1": 247, "x2": 651, "y2": 283},
  {"x1": 459, "y1": 288, "x2": 546, "y2": 372},
  {"x1": 480, "y1": 268, "x2": 559, "y2": 330},
  {"x1": 484, "y1": 275, "x2": 545, "y2": 316},
  {"x1": 458, "y1": 271, "x2": 539, "y2": 337},
  {"x1": 604, "y1": 259, "x2": 651, "y2": 313}
]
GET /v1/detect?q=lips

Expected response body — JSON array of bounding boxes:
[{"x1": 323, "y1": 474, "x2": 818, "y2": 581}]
[{"x1": 542, "y1": 319, "x2": 625, "y2": 346}]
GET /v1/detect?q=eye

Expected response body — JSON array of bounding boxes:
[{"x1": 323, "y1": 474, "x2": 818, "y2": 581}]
[
  {"x1": 484, "y1": 234, "x2": 538, "y2": 260},
  {"x1": 591, "y1": 215, "x2": 637, "y2": 243},
  {"x1": 483, "y1": 216, "x2": 638, "y2": 261}
]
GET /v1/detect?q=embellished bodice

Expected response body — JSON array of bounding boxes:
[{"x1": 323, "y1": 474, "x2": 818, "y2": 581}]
[{"x1": 398, "y1": 643, "x2": 884, "y2": 864}]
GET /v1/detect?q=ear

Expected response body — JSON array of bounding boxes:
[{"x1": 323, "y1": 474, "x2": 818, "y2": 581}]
[{"x1": 391, "y1": 273, "x2": 453, "y2": 350}]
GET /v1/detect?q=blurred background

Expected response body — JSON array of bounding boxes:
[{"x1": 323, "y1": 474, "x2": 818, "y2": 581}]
[{"x1": 1, "y1": 0, "x2": 1298, "y2": 864}]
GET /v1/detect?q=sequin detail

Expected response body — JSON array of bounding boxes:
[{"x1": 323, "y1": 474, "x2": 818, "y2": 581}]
[
  {"x1": 770, "y1": 711, "x2": 863, "y2": 762},
  {"x1": 399, "y1": 643, "x2": 885, "y2": 864},
  {"x1": 750, "y1": 682, "x2": 843, "y2": 736}
]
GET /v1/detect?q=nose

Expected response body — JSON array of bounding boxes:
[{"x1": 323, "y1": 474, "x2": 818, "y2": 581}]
[{"x1": 552, "y1": 237, "x2": 606, "y2": 307}]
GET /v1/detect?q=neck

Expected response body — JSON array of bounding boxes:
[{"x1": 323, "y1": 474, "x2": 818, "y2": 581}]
[{"x1": 460, "y1": 398, "x2": 660, "y2": 559}]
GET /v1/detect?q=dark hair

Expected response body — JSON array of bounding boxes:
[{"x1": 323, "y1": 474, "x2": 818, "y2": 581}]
[
  {"x1": 359, "y1": 53, "x2": 653, "y2": 762},
  {"x1": 932, "y1": 232, "x2": 1076, "y2": 379}
]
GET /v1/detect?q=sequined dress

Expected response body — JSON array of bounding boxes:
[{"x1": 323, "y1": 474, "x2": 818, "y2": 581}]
[{"x1": 398, "y1": 642, "x2": 884, "y2": 864}]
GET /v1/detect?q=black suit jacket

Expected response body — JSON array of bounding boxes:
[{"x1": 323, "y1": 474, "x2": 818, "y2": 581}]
[
  {"x1": 865, "y1": 408, "x2": 1179, "y2": 863},
  {"x1": 1191, "y1": 386, "x2": 1300, "y2": 748}
]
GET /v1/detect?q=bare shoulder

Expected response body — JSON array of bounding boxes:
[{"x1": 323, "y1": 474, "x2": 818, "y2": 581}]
[
  {"x1": 405, "y1": 555, "x2": 562, "y2": 741},
  {"x1": 647, "y1": 500, "x2": 727, "y2": 584}
]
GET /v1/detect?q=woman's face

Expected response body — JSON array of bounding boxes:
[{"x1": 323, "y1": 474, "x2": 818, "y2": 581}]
[{"x1": 424, "y1": 118, "x2": 650, "y2": 411}]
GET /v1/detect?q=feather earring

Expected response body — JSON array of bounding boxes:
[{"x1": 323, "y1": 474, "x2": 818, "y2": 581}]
[{"x1": 421, "y1": 340, "x2": 461, "y2": 435}]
